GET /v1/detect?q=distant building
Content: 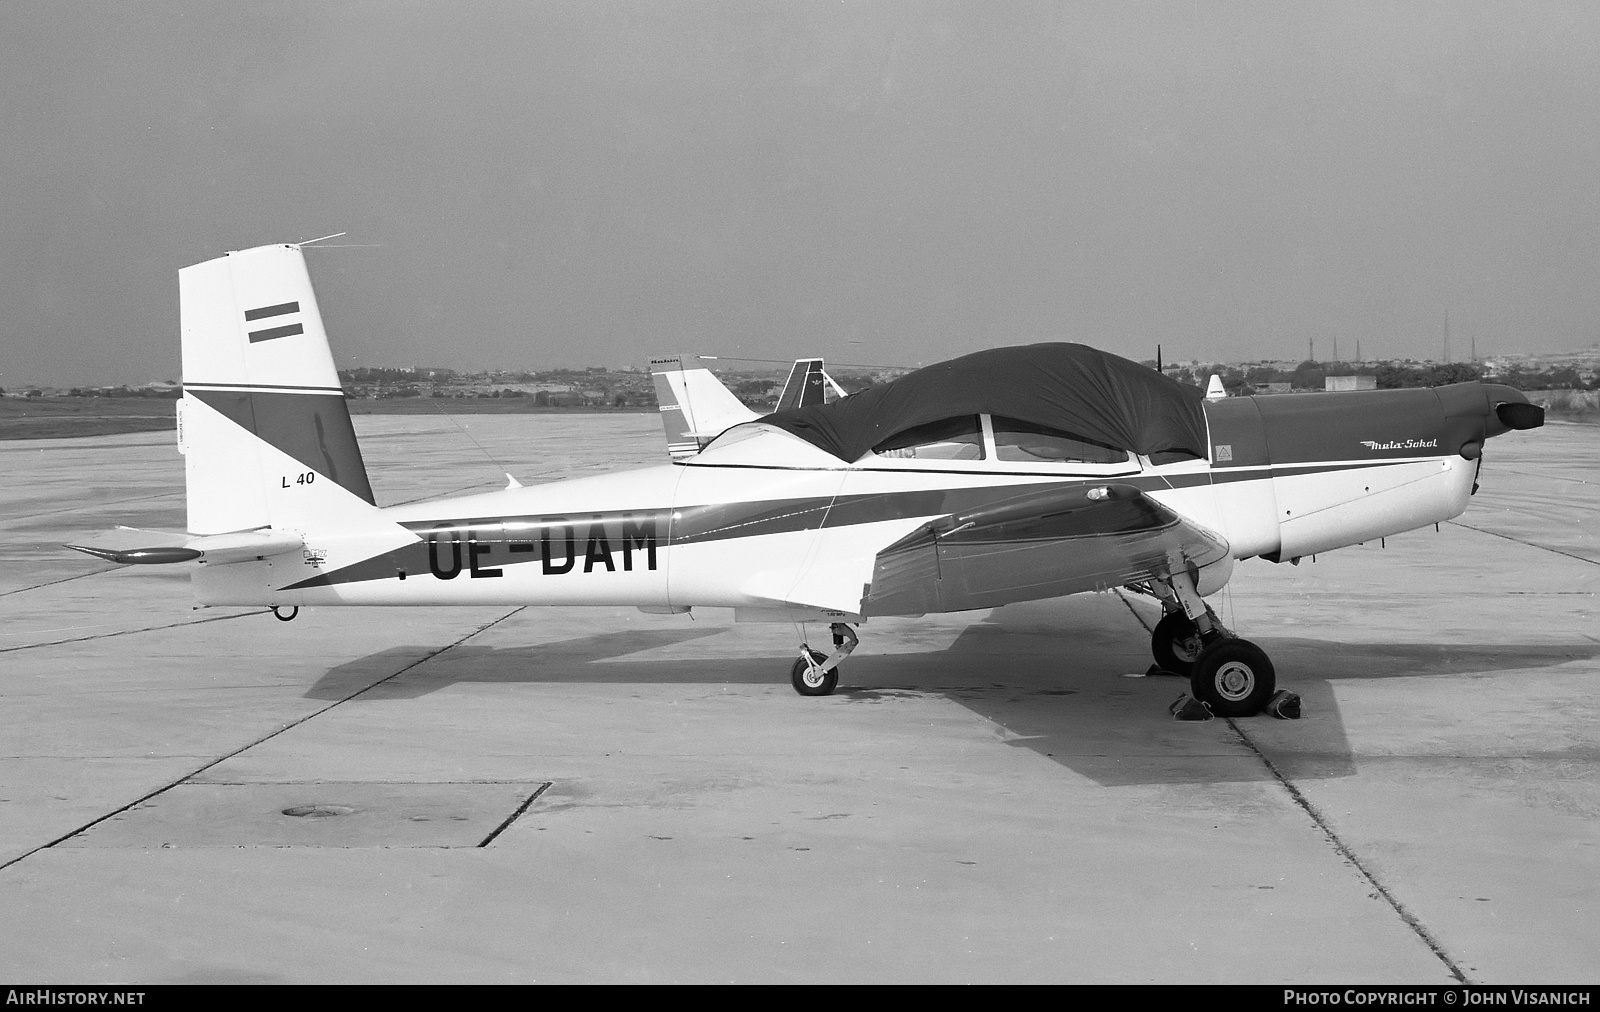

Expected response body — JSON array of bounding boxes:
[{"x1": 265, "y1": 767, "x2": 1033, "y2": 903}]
[
  {"x1": 1255, "y1": 382, "x2": 1293, "y2": 395},
  {"x1": 1325, "y1": 375, "x2": 1377, "y2": 392}
]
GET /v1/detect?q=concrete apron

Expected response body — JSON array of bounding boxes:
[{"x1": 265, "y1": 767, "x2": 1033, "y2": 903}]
[{"x1": 0, "y1": 418, "x2": 1593, "y2": 983}]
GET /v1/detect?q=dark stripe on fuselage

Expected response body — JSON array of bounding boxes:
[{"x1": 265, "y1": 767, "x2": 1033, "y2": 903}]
[{"x1": 284, "y1": 455, "x2": 1435, "y2": 590}]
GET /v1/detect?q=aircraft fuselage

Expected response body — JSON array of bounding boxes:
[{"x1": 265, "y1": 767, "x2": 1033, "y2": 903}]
[{"x1": 194, "y1": 383, "x2": 1517, "y2": 621}]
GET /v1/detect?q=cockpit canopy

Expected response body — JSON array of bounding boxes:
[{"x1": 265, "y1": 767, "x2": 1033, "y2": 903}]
[
  {"x1": 754, "y1": 343, "x2": 1208, "y2": 464},
  {"x1": 868, "y1": 413, "x2": 1132, "y2": 465}
]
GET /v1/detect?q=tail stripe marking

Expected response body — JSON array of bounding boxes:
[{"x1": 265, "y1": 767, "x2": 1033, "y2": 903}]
[
  {"x1": 188, "y1": 388, "x2": 376, "y2": 504},
  {"x1": 248, "y1": 322, "x2": 305, "y2": 343},
  {"x1": 244, "y1": 301, "x2": 300, "y2": 321}
]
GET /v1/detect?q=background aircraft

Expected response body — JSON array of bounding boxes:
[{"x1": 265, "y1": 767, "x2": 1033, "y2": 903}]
[
  {"x1": 649, "y1": 354, "x2": 841, "y2": 458},
  {"x1": 71, "y1": 243, "x2": 1544, "y2": 716}
]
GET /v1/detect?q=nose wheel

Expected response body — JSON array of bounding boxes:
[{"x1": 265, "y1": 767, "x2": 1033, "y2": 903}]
[
  {"x1": 791, "y1": 649, "x2": 838, "y2": 696},
  {"x1": 790, "y1": 623, "x2": 857, "y2": 696}
]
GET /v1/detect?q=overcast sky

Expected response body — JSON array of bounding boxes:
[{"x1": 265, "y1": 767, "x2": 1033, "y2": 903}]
[{"x1": 4, "y1": 1, "x2": 1598, "y2": 386}]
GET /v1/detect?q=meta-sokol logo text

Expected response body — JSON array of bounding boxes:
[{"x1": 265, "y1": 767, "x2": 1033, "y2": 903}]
[{"x1": 1360, "y1": 438, "x2": 1439, "y2": 451}]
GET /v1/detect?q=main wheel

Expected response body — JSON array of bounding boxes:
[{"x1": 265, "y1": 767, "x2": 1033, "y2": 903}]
[
  {"x1": 790, "y1": 649, "x2": 838, "y2": 696},
  {"x1": 1151, "y1": 611, "x2": 1203, "y2": 675},
  {"x1": 1189, "y1": 638, "x2": 1275, "y2": 717}
]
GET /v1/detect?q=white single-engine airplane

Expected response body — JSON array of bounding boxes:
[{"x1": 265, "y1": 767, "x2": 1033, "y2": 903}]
[{"x1": 71, "y1": 243, "x2": 1545, "y2": 716}]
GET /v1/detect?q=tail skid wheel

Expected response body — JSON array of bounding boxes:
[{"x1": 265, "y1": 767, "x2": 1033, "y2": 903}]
[
  {"x1": 791, "y1": 649, "x2": 838, "y2": 696},
  {"x1": 1151, "y1": 611, "x2": 1204, "y2": 675},
  {"x1": 1189, "y1": 638, "x2": 1275, "y2": 717}
]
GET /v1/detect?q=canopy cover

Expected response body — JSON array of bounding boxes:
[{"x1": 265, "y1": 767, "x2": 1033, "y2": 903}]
[{"x1": 757, "y1": 343, "x2": 1208, "y2": 462}]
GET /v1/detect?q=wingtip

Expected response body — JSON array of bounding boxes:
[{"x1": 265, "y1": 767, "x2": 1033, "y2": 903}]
[{"x1": 65, "y1": 544, "x2": 120, "y2": 563}]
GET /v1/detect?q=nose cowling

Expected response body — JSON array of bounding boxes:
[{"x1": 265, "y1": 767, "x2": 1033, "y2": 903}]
[
  {"x1": 1481, "y1": 384, "x2": 1544, "y2": 436},
  {"x1": 1435, "y1": 382, "x2": 1544, "y2": 443}
]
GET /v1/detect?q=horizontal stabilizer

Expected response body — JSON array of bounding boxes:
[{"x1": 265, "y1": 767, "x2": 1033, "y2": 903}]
[
  {"x1": 186, "y1": 529, "x2": 305, "y2": 563},
  {"x1": 66, "y1": 545, "x2": 202, "y2": 565},
  {"x1": 65, "y1": 528, "x2": 305, "y2": 566}
]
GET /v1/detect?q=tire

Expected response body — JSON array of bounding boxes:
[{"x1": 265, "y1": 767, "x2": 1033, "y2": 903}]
[
  {"x1": 1151, "y1": 611, "x2": 1203, "y2": 675},
  {"x1": 790, "y1": 649, "x2": 838, "y2": 696},
  {"x1": 1189, "y1": 638, "x2": 1275, "y2": 718}
]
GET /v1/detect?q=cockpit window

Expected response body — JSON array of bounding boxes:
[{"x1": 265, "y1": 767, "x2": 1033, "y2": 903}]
[
  {"x1": 873, "y1": 415, "x2": 985, "y2": 460},
  {"x1": 991, "y1": 415, "x2": 1128, "y2": 464}
]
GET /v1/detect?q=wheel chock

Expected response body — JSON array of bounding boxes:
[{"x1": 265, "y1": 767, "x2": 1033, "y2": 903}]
[
  {"x1": 1267, "y1": 690, "x2": 1302, "y2": 720},
  {"x1": 1169, "y1": 694, "x2": 1214, "y2": 721}
]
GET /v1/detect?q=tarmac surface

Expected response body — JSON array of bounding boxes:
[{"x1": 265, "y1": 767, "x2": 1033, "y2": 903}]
[{"x1": 1, "y1": 414, "x2": 1595, "y2": 984}]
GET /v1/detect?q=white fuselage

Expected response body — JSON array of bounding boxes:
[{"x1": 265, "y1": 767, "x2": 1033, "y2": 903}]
[{"x1": 192, "y1": 408, "x2": 1479, "y2": 618}]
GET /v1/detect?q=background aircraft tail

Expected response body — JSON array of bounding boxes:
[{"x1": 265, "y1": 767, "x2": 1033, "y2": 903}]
[
  {"x1": 774, "y1": 358, "x2": 829, "y2": 412},
  {"x1": 178, "y1": 243, "x2": 378, "y2": 535},
  {"x1": 648, "y1": 355, "x2": 760, "y2": 459},
  {"x1": 650, "y1": 355, "x2": 840, "y2": 458}
]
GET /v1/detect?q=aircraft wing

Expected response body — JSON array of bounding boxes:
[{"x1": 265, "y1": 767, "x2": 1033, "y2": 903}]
[{"x1": 863, "y1": 483, "x2": 1229, "y2": 616}]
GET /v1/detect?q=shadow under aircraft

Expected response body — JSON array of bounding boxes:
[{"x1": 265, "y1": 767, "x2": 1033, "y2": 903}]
[{"x1": 301, "y1": 594, "x2": 1599, "y2": 789}]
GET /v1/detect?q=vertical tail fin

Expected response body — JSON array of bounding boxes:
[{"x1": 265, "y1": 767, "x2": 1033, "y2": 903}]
[
  {"x1": 774, "y1": 358, "x2": 829, "y2": 411},
  {"x1": 648, "y1": 355, "x2": 759, "y2": 459},
  {"x1": 178, "y1": 243, "x2": 376, "y2": 535}
]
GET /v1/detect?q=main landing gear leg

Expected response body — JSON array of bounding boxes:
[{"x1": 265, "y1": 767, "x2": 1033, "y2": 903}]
[
  {"x1": 1153, "y1": 570, "x2": 1275, "y2": 718},
  {"x1": 791, "y1": 623, "x2": 858, "y2": 696}
]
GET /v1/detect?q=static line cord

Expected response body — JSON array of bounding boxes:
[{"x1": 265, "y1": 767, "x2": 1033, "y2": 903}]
[
  {"x1": 426, "y1": 397, "x2": 516, "y2": 481},
  {"x1": 298, "y1": 231, "x2": 382, "y2": 248},
  {"x1": 696, "y1": 355, "x2": 908, "y2": 371},
  {"x1": 294, "y1": 231, "x2": 347, "y2": 246}
]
